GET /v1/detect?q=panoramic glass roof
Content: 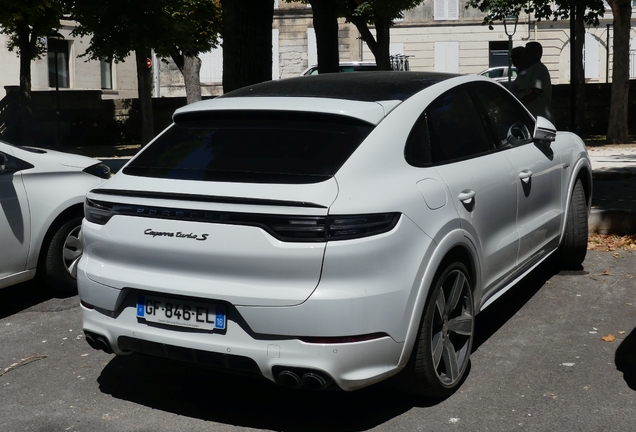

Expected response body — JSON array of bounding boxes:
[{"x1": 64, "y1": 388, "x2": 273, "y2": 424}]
[{"x1": 221, "y1": 71, "x2": 459, "y2": 103}]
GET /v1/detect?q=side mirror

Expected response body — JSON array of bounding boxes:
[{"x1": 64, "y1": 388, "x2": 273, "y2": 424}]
[
  {"x1": 533, "y1": 116, "x2": 556, "y2": 143},
  {"x1": 0, "y1": 153, "x2": 6, "y2": 171}
]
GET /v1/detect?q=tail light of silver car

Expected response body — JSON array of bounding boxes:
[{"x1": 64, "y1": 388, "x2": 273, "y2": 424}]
[{"x1": 85, "y1": 198, "x2": 400, "y2": 242}]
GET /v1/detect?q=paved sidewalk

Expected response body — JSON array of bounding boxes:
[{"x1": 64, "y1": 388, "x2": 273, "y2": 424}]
[{"x1": 588, "y1": 144, "x2": 636, "y2": 234}]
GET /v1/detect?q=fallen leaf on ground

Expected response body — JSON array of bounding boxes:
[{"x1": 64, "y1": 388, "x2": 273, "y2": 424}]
[
  {"x1": 619, "y1": 331, "x2": 626, "y2": 335},
  {"x1": 601, "y1": 334, "x2": 616, "y2": 342},
  {"x1": 588, "y1": 234, "x2": 636, "y2": 252}
]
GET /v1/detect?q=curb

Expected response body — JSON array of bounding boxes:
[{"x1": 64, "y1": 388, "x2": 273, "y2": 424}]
[{"x1": 589, "y1": 208, "x2": 636, "y2": 235}]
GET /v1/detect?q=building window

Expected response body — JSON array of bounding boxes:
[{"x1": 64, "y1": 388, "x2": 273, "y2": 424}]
[
  {"x1": 47, "y1": 38, "x2": 70, "y2": 88},
  {"x1": 434, "y1": 0, "x2": 459, "y2": 21},
  {"x1": 100, "y1": 59, "x2": 113, "y2": 89},
  {"x1": 488, "y1": 41, "x2": 509, "y2": 68}
]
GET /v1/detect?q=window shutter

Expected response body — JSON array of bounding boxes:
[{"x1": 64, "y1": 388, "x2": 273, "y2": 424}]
[
  {"x1": 434, "y1": 0, "x2": 446, "y2": 21},
  {"x1": 272, "y1": 29, "x2": 280, "y2": 80},
  {"x1": 307, "y1": 28, "x2": 318, "y2": 66},
  {"x1": 631, "y1": 36, "x2": 636, "y2": 78},
  {"x1": 447, "y1": 0, "x2": 459, "y2": 20},
  {"x1": 435, "y1": 41, "x2": 459, "y2": 73},
  {"x1": 200, "y1": 41, "x2": 223, "y2": 83},
  {"x1": 584, "y1": 33, "x2": 599, "y2": 79},
  {"x1": 390, "y1": 42, "x2": 404, "y2": 56}
]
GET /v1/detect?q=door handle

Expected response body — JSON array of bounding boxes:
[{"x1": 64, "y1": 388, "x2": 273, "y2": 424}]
[
  {"x1": 458, "y1": 190, "x2": 476, "y2": 204},
  {"x1": 518, "y1": 170, "x2": 533, "y2": 184}
]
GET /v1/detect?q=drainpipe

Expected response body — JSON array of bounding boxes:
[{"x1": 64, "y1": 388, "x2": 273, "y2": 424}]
[{"x1": 521, "y1": 14, "x2": 531, "y2": 41}]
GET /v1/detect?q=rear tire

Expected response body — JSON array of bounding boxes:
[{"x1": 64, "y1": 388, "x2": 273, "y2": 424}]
[
  {"x1": 394, "y1": 261, "x2": 474, "y2": 398},
  {"x1": 42, "y1": 216, "x2": 83, "y2": 293},
  {"x1": 556, "y1": 179, "x2": 587, "y2": 268}
]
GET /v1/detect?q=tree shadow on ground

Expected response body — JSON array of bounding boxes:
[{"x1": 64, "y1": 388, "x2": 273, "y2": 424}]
[
  {"x1": 95, "y1": 261, "x2": 563, "y2": 430},
  {"x1": 615, "y1": 326, "x2": 636, "y2": 391},
  {"x1": 97, "y1": 354, "x2": 432, "y2": 432},
  {"x1": 0, "y1": 280, "x2": 74, "y2": 320}
]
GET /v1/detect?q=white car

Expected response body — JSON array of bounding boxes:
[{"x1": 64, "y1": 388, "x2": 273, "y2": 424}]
[
  {"x1": 479, "y1": 66, "x2": 519, "y2": 86},
  {"x1": 0, "y1": 140, "x2": 110, "y2": 292},
  {"x1": 78, "y1": 72, "x2": 591, "y2": 397}
]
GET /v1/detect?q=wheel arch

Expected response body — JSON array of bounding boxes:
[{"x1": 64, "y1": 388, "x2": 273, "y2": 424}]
[
  {"x1": 397, "y1": 232, "x2": 480, "y2": 368},
  {"x1": 576, "y1": 165, "x2": 592, "y2": 208},
  {"x1": 558, "y1": 158, "x2": 593, "y2": 244},
  {"x1": 35, "y1": 203, "x2": 84, "y2": 273}
]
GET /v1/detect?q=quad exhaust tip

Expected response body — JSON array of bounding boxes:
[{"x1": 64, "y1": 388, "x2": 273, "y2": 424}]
[
  {"x1": 275, "y1": 368, "x2": 333, "y2": 391},
  {"x1": 84, "y1": 331, "x2": 114, "y2": 354}
]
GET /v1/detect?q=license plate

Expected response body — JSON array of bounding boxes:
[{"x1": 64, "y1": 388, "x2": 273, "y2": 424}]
[{"x1": 136, "y1": 295, "x2": 226, "y2": 331}]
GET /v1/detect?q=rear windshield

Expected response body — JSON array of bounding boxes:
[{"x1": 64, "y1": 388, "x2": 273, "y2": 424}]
[{"x1": 123, "y1": 111, "x2": 374, "y2": 184}]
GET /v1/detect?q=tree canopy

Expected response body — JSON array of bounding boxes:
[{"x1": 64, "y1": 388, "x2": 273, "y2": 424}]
[
  {"x1": 0, "y1": 0, "x2": 66, "y2": 144},
  {"x1": 464, "y1": 0, "x2": 606, "y2": 28},
  {"x1": 342, "y1": 0, "x2": 424, "y2": 70},
  {"x1": 70, "y1": 0, "x2": 221, "y2": 142}
]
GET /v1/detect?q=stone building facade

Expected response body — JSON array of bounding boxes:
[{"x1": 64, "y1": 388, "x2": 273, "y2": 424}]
[{"x1": 0, "y1": 20, "x2": 138, "y2": 100}]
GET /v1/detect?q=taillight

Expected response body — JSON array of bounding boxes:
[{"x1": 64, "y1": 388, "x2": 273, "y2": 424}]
[
  {"x1": 83, "y1": 198, "x2": 400, "y2": 242},
  {"x1": 84, "y1": 199, "x2": 118, "y2": 225},
  {"x1": 327, "y1": 213, "x2": 400, "y2": 241},
  {"x1": 267, "y1": 213, "x2": 400, "y2": 241}
]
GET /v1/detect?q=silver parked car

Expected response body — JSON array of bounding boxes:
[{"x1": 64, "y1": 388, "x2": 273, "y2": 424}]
[
  {"x1": 78, "y1": 72, "x2": 591, "y2": 397},
  {"x1": 479, "y1": 66, "x2": 519, "y2": 86}
]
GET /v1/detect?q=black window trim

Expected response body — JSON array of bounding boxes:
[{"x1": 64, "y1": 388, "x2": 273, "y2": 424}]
[
  {"x1": 424, "y1": 84, "x2": 497, "y2": 166},
  {"x1": 466, "y1": 82, "x2": 536, "y2": 151}
]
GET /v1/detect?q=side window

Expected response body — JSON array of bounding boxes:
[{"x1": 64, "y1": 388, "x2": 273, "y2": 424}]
[
  {"x1": 426, "y1": 88, "x2": 493, "y2": 164},
  {"x1": 472, "y1": 84, "x2": 536, "y2": 149},
  {"x1": 404, "y1": 112, "x2": 431, "y2": 167},
  {"x1": 0, "y1": 152, "x2": 21, "y2": 174}
]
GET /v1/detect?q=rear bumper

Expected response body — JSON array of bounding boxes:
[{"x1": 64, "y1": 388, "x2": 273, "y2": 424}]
[
  {"x1": 80, "y1": 300, "x2": 404, "y2": 391},
  {"x1": 77, "y1": 215, "x2": 432, "y2": 390}
]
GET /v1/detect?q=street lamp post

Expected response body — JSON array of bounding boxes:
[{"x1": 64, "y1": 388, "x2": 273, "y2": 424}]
[
  {"x1": 48, "y1": 32, "x2": 63, "y2": 148},
  {"x1": 503, "y1": 15, "x2": 519, "y2": 88}
]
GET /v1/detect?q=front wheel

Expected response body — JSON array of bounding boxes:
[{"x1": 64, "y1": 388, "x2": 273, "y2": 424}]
[
  {"x1": 394, "y1": 261, "x2": 475, "y2": 398},
  {"x1": 555, "y1": 179, "x2": 588, "y2": 268},
  {"x1": 41, "y1": 216, "x2": 83, "y2": 293}
]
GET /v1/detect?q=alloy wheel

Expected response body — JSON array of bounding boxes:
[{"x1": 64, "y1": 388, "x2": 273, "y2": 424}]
[
  {"x1": 62, "y1": 226, "x2": 83, "y2": 279},
  {"x1": 430, "y1": 268, "x2": 474, "y2": 387}
]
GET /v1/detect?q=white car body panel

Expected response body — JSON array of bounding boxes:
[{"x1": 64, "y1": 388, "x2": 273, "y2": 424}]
[
  {"x1": 77, "y1": 73, "x2": 592, "y2": 392},
  {"x1": 174, "y1": 96, "x2": 388, "y2": 125},
  {"x1": 0, "y1": 141, "x2": 107, "y2": 289}
]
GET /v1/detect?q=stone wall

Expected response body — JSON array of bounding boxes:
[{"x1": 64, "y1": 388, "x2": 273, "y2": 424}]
[{"x1": 3, "y1": 79, "x2": 635, "y2": 149}]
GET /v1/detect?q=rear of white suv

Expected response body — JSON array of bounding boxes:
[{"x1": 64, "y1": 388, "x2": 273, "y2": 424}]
[
  {"x1": 79, "y1": 72, "x2": 589, "y2": 395},
  {"x1": 77, "y1": 90, "x2": 429, "y2": 391}
]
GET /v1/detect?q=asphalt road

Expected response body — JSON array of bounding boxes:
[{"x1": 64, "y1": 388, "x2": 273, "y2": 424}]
[{"x1": 1, "y1": 251, "x2": 635, "y2": 432}]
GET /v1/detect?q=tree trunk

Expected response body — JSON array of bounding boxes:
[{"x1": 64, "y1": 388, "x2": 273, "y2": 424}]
[
  {"x1": 16, "y1": 22, "x2": 33, "y2": 145},
  {"x1": 373, "y1": 17, "x2": 391, "y2": 71},
  {"x1": 222, "y1": 0, "x2": 274, "y2": 93},
  {"x1": 574, "y1": 4, "x2": 586, "y2": 135},
  {"x1": 344, "y1": 3, "x2": 392, "y2": 70},
  {"x1": 183, "y1": 55, "x2": 202, "y2": 104},
  {"x1": 606, "y1": 0, "x2": 631, "y2": 144},
  {"x1": 308, "y1": 0, "x2": 339, "y2": 73},
  {"x1": 135, "y1": 48, "x2": 154, "y2": 146}
]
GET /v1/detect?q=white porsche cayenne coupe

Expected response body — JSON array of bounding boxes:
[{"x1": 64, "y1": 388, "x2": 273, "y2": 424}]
[
  {"x1": 78, "y1": 72, "x2": 591, "y2": 397},
  {"x1": 0, "y1": 140, "x2": 110, "y2": 292}
]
